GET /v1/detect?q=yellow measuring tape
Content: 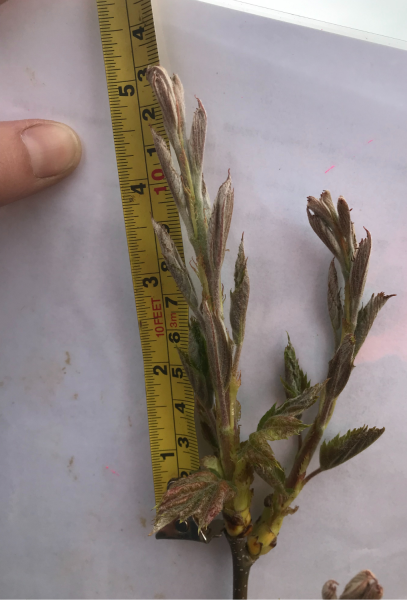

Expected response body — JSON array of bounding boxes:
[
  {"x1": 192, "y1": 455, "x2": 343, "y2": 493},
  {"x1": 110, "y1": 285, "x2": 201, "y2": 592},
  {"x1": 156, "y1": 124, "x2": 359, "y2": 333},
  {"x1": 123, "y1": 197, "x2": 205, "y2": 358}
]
[{"x1": 96, "y1": 0, "x2": 199, "y2": 503}]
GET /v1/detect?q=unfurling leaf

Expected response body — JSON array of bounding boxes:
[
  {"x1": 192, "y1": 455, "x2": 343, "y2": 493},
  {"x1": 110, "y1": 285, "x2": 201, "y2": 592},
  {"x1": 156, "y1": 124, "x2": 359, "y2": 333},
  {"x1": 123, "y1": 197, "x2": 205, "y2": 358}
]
[
  {"x1": 179, "y1": 330, "x2": 215, "y2": 445},
  {"x1": 349, "y1": 229, "x2": 371, "y2": 327},
  {"x1": 189, "y1": 98, "x2": 207, "y2": 176},
  {"x1": 339, "y1": 570, "x2": 383, "y2": 599},
  {"x1": 325, "y1": 334, "x2": 355, "y2": 403},
  {"x1": 322, "y1": 580, "x2": 339, "y2": 599},
  {"x1": 202, "y1": 175, "x2": 211, "y2": 222},
  {"x1": 189, "y1": 318, "x2": 211, "y2": 380},
  {"x1": 320, "y1": 425, "x2": 385, "y2": 471},
  {"x1": 201, "y1": 300, "x2": 233, "y2": 392},
  {"x1": 307, "y1": 191, "x2": 336, "y2": 227},
  {"x1": 200, "y1": 455, "x2": 224, "y2": 478},
  {"x1": 147, "y1": 66, "x2": 179, "y2": 147},
  {"x1": 171, "y1": 73, "x2": 186, "y2": 135},
  {"x1": 152, "y1": 220, "x2": 198, "y2": 311},
  {"x1": 328, "y1": 259, "x2": 343, "y2": 349},
  {"x1": 207, "y1": 172, "x2": 234, "y2": 278},
  {"x1": 177, "y1": 348, "x2": 213, "y2": 409},
  {"x1": 354, "y1": 292, "x2": 395, "y2": 356},
  {"x1": 320, "y1": 190, "x2": 337, "y2": 218},
  {"x1": 230, "y1": 235, "x2": 250, "y2": 344},
  {"x1": 256, "y1": 415, "x2": 309, "y2": 440},
  {"x1": 196, "y1": 400, "x2": 218, "y2": 450},
  {"x1": 244, "y1": 433, "x2": 286, "y2": 492},
  {"x1": 337, "y1": 196, "x2": 355, "y2": 261},
  {"x1": 258, "y1": 381, "x2": 327, "y2": 430},
  {"x1": 307, "y1": 208, "x2": 342, "y2": 264},
  {"x1": 152, "y1": 471, "x2": 235, "y2": 533},
  {"x1": 281, "y1": 334, "x2": 310, "y2": 399},
  {"x1": 151, "y1": 129, "x2": 194, "y2": 240}
]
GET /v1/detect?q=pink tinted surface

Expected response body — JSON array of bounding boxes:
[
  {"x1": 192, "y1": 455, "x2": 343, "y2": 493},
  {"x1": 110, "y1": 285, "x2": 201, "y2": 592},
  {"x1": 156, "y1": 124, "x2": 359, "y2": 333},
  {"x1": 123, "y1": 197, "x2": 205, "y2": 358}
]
[{"x1": 0, "y1": 0, "x2": 406, "y2": 598}]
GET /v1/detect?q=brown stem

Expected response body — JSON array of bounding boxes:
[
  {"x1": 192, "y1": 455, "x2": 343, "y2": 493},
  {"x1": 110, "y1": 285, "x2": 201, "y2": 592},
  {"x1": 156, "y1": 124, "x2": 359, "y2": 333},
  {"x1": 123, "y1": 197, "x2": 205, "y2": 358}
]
[
  {"x1": 302, "y1": 466, "x2": 322, "y2": 485},
  {"x1": 225, "y1": 533, "x2": 256, "y2": 600},
  {"x1": 286, "y1": 421, "x2": 322, "y2": 489}
]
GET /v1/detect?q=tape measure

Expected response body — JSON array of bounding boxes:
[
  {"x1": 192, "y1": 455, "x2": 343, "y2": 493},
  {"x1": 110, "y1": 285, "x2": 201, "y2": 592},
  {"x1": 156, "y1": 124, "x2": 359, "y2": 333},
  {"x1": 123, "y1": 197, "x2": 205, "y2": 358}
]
[{"x1": 96, "y1": 0, "x2": 200, "y2": 503}]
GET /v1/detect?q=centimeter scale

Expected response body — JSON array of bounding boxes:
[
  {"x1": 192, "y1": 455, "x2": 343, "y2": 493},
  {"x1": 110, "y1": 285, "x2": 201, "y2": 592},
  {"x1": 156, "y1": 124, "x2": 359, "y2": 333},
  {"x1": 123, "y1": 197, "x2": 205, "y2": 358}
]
[{"x1": 96, "y1": 0, "x2": 199, "y2": 504}]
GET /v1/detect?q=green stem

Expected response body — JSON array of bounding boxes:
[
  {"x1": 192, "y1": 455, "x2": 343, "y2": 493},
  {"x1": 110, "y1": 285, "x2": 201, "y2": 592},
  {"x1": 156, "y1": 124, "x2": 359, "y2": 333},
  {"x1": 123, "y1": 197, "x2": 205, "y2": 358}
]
[{"x1": 232, "y1": 343, "x2": 243, "y2": 378}]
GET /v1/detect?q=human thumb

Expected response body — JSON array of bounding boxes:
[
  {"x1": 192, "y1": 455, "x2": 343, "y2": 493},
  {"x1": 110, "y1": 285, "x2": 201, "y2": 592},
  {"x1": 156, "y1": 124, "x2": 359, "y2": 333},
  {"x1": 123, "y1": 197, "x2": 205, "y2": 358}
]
[{"x1": 0, "y1": 119, "x2": 82, "y2": 206}]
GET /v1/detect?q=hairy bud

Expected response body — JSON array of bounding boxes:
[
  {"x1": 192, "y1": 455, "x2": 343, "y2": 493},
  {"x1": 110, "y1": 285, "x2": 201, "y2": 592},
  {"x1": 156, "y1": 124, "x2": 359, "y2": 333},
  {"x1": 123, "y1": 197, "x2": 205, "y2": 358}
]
[
  {"x1": 337, "y1": 196, "x2": 354, "y2": 261},
  {"x1": 349, "y1": 229, "x2": 371, "y2": 328},
  {"x1": 207, "y1": 172, "x2": 234, "y2": 306},
  {"x1": 307, "y1": 194, "x2": 335, "y2": 227},
  {"x1": 152, "y1": 219, "x2": 198, "y2": 311},
  {"x1": 189, "y1": 98, "x2": 207, "y2": 177},
  {"x1": 230, "y1": 235, "x2": 250, "y2": 344},
  {"x1": 339, "y1": 570, "x2": 383, "y2": 599},
  {"x1": 307, "y1": 206, "x2": 343, "y2": 265},
  {"x1": 171, "y1": 73, "x2": 186, "y2": 134},
  {"x1": 208, "y1": 172, "x2": 234, "y2": 269},
  {"x1": 147, "y1": 66, "x2": 178, "y2": 140},
  {"x1": 322, "y1": 580, "x2": 339, "y2": 599},
  {"x1": 151, "y1": 129, "x2": 194, "y2": 240}
]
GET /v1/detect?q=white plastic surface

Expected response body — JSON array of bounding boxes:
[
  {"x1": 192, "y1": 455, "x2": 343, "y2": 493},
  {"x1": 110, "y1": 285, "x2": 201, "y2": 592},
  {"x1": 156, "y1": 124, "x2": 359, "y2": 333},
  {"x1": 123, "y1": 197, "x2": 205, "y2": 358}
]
[
  {"x1": 0, "y1": 0, "x2": 406, "y2": 598},
  {"x1": 194, "y1": 0, "x2": 407, "y2": 51}
]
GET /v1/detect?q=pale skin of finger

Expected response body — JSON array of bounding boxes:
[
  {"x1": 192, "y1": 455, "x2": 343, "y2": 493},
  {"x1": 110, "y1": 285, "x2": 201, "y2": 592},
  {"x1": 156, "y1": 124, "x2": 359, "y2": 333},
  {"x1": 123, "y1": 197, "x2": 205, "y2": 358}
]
[{"x1": 0, "y1": 119, "x2": 82, "y2": 206}]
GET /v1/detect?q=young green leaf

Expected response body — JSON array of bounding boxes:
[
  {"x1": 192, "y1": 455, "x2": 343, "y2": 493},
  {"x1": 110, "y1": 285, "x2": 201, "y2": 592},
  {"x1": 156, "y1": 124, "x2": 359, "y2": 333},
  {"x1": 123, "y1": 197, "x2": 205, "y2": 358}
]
[
  {"x1": 152, "y1": 471, "x2": 235, "y2": 533},
  {"x1": 200, "y1": 455, "x2": 225, "y2": 478},
  {"x1": 257, "y1": 381, "x2": 327, "y2": 430},
  {"x1": 257, "y1": 416, "x2": 309, "y2": 441},
  {"x1": 354, "y1": 292, "x2": 395, "y2": 357},
  {"x1": 244, "y1": 432, "x2": 286, "y2": 492},
  {"x1": 320, "y1": 425, "x2": 385, "y2": 471},
  {"x1": 281, "y1": 334, "x2": 310, "y2": 399}
]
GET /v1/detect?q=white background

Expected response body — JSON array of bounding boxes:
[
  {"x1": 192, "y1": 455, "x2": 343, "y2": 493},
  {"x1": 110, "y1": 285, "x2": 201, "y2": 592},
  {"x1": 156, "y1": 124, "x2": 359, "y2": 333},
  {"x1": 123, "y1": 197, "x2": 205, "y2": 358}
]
[
  {"x1": 0, "y1": 0, "x2": 406, "y2": 598},
  {"x1": 195, "y1": 0, "x2": 407, "y2": 50}
]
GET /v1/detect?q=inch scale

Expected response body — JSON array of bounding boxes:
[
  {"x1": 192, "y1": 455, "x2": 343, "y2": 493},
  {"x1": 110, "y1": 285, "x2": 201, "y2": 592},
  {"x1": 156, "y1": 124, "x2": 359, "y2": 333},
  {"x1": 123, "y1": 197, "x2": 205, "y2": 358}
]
[{"x1": 96, "y1": 0, "x2": 199, "y2": 504}]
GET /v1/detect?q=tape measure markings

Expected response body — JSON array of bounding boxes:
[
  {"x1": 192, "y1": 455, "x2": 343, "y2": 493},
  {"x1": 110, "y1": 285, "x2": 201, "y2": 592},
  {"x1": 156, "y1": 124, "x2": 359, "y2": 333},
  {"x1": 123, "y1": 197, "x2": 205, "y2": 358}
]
[{"x1": 97, "y1": 0, "x2": 199, "y2": 502}]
